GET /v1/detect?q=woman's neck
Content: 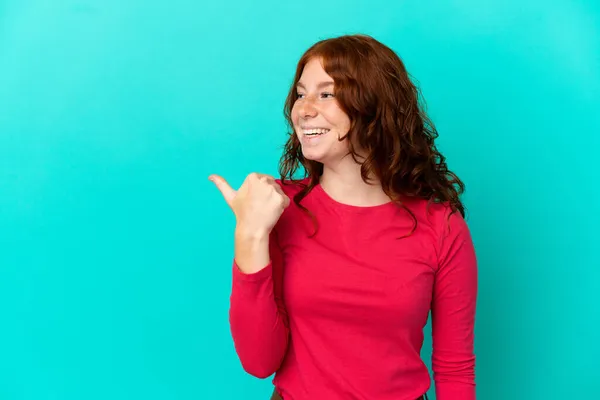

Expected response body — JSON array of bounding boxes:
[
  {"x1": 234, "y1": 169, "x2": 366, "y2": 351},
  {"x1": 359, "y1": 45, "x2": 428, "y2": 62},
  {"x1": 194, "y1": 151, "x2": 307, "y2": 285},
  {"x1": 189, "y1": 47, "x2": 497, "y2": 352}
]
[{"x1": 319, "y1": 162, "x2": 391, "y2": 207}]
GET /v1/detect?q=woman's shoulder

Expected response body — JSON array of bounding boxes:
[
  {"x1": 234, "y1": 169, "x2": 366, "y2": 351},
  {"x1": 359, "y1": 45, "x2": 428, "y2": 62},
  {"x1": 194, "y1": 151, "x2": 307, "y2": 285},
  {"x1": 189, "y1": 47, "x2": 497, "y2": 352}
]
[
  {"x1": 275, "y1": 177, "x2": 310, "y2": 197},
  {"x1": 402, "y1": 197, "x2": 468, "y2": 232},
  {"x1": 271, "y1": 177, "x2": 311, "y2": 233}
]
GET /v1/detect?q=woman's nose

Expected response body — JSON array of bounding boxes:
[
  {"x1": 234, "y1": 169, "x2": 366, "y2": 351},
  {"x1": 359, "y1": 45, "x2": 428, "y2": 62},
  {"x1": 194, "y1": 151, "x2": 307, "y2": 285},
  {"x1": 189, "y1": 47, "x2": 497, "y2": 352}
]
[{"x1": 298, "y1": 97, "x2": 318, "y2": 118}]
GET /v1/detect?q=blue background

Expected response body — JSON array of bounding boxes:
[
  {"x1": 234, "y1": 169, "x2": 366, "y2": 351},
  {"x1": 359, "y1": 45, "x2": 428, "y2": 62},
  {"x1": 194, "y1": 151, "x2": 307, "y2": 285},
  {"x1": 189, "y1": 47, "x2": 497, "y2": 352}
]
[{"x1": 1, "y1": 1, "x2": 598, "y2": 399}]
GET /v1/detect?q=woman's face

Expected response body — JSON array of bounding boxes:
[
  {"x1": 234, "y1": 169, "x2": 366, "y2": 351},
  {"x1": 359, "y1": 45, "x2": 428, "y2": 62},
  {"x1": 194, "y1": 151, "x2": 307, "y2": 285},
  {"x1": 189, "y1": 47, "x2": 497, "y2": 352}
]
[{"x1": 291, "y1": 58, "x2": 351, "y2": 164}]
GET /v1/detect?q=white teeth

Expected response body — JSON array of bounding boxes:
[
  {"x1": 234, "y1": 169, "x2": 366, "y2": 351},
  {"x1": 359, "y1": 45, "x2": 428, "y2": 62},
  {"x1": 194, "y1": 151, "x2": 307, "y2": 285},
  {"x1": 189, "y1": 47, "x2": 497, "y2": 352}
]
[{"x1": 303, "y1": 128, "x2": 330, "y2": 136}]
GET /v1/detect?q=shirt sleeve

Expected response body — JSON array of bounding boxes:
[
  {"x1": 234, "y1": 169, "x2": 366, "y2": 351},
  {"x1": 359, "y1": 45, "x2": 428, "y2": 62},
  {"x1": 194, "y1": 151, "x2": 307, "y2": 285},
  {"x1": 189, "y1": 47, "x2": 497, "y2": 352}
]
[
  {"x1": 431, "y1": 208, "x2": 478, "y2": 399},
  {"x1": 228, "y1": 228, "x2": 290, "y2": 379}
]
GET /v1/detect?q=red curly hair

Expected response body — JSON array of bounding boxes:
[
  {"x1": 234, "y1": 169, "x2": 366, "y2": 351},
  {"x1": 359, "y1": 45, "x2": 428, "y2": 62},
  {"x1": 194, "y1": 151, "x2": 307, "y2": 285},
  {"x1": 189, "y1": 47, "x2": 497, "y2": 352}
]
[{"x1": 279, "y1": 34, "x2": 465, "y2": 236}]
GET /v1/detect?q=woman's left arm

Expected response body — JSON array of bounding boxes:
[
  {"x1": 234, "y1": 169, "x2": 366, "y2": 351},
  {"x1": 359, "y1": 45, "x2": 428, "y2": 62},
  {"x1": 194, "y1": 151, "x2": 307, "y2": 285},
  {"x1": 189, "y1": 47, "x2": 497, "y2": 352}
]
[{"x1": 431, "y1": 209, "x2": 478, "y2": 400}]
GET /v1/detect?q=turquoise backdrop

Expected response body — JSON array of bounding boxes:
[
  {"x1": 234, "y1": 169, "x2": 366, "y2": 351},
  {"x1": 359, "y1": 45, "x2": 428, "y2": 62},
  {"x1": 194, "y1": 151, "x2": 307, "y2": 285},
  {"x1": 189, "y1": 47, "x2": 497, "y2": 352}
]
[{"x1": 1, "y1": 1, "x2": 598, "y2": 399}]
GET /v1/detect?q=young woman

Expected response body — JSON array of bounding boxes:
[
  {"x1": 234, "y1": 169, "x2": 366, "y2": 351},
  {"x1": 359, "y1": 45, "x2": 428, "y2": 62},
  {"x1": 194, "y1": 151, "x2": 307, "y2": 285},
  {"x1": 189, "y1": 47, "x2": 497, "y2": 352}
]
[{"x1": 210, "y1": 34, "x2": 478, "y2": 400}]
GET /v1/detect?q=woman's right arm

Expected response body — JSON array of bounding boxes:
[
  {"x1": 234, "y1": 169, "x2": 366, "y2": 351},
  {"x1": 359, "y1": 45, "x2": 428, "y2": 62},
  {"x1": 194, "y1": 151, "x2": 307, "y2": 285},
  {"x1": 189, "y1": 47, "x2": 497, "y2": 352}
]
[
  {"x1": 228, "y1": 226, "x2": 290, "y2": 379},
  {"x1": 208, "y1": 172, "x2": 290, "y2": 378}
]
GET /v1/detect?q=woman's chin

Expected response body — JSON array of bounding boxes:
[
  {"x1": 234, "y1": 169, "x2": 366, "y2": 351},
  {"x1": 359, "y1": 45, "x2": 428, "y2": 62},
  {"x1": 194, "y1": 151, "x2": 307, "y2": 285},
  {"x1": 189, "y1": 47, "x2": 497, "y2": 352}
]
[{"x1": 300, "y1": 148, "x2": 326, "y2": 163}]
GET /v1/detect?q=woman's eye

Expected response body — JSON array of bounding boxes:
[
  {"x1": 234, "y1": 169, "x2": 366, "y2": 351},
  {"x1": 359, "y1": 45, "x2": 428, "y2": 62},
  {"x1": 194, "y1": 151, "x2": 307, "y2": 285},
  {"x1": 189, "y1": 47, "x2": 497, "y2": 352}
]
[{"x1": 295, "y1": 92, "x2": 334, "y2": 99}]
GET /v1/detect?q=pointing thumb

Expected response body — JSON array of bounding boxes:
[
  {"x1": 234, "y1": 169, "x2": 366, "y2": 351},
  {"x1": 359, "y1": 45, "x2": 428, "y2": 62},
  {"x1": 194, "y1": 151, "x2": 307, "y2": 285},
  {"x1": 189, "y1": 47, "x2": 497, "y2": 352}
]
[{"x1": 209, "y1": 174, "x2": 236, "y2": 206}]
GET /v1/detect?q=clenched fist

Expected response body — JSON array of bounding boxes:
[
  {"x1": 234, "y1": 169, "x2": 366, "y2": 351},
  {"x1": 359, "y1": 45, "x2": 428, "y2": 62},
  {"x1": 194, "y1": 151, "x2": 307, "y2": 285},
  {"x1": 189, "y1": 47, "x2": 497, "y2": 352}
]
[{"x1": 209, "y1": 173, "x2": 290, "y2": 238}]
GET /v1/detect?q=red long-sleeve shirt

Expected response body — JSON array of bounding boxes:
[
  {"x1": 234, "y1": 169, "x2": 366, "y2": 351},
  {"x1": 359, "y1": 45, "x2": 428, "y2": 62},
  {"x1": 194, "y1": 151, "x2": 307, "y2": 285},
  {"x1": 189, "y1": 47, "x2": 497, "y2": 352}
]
[{"x1": 229, "y1": 179, "x2": 478, "y2": 400}]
